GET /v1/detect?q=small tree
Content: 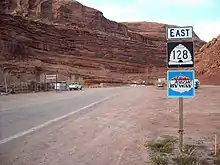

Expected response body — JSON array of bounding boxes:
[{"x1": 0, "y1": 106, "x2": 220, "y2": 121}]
[{"x1": 78, "y1": 78, "x2": 85, "y2": 86}]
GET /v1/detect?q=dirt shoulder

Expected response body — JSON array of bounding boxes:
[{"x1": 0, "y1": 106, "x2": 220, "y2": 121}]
[{"x1": 0, "y1": 86, "x2": 220, "y2": 165}]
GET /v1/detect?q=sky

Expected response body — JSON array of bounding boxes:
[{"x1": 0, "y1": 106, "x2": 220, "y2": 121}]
[{"x1": 77, "y1": 0, "x2": 220, "y2": 42}]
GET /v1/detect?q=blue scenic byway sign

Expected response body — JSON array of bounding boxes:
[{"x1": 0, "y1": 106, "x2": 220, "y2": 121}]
[{"x1": 167, "y1": 70, "x2": 195, "y2": 98}]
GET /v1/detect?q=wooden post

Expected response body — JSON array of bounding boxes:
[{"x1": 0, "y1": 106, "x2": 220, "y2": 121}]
[
  {"x1": 35, "y1": 74, "x2": 37, "y2": 92},
  {"x1": 179, "y1": 97, "x2": 184, "y2": 152},
  {"x1": 4, "y1": 71, "x2": 8, "y2": 93}
]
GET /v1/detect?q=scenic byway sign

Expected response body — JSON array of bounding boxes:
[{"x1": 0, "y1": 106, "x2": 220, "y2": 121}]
[
  {"x1": 166, "y1": 26, "x2": 193, "y2": 40},
  {"x1": 167, "y1": 41, "x2": 194, "y2": 68},
  {"x1": 167, "y1": 70, "x2": 195, "y2": 98}
]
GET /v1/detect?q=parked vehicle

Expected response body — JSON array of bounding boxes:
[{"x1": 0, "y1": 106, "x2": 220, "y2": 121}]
[
  {"x1": 68, "y1": 82, "x2": 83, "y2": 91},
  {"x1": 156, "y1": 78, "x2": 167, "y2": 87},
  {"x1": 194, "y1": 79, "x2": 200, "y2": 89}
]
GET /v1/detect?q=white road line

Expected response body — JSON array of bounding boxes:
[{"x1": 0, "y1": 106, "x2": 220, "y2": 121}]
[{"x1": 0, "y1": 95, "x2": 117, "y2": 145}]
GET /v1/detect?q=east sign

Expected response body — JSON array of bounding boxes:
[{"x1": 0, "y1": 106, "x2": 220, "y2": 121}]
[{"x1": 166, "y1": 26, "x2": 193, "y2": 40}]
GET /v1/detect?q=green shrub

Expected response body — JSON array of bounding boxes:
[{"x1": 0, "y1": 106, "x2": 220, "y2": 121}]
[
  {"x1": 151, "y1": 154, "x2": 169, "y2": 165},
  {"x1": 147, "y1": 136, "x2": 176, "y2": 153}
]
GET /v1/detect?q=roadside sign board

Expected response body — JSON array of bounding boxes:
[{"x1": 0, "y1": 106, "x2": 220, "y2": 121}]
[
  {"x1": 46, "y1": 75, "x2": 57, "y2": 80},
  {"x1": 166, "y1": 26, "x2": 193, "y2": 40},
  {"x1": 166, "y1": 25, "x2": 195, "y2": 151},
  {"x1": 167, "y1": 41, "x2": 194, "y2": 68},
  {"x1": 167, "y1": 70, "x2": 195, "y2": 98}
]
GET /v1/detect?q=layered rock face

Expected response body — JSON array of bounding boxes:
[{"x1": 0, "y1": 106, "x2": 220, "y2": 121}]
[
  {"x1": 195, "y1": 36, "x2": 220, "y2": 84},
  {"x1": 122, "y1": 22, "x2": 205, "y2": 52},
  {"x1": 0, "y1": 0, "x2": 206, "y2": 84}
]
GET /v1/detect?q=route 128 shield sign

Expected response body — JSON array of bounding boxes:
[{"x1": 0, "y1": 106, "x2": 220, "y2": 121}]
[{"x1": 167, "y1": 41, "x2": 194, "y2": 68}]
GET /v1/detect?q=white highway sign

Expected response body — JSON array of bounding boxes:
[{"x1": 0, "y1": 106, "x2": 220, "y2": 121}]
[
  {"x1": 167, "y1": 41, "x2": 194, "y2": 68},
  {"x1": 166, "y1": 26, "x2": 193, "y2": 40},
  {"x1": 46, "y1": 75, "x2": 57, "y2": 80}
]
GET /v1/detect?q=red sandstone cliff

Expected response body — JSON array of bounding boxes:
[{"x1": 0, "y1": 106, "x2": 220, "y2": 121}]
[
  {"x1": 0, "y1": 0, "x2": 207, "y2": 84},
  {"x1": 195, "y1": 35, "x2": 220, "y2": 84}
]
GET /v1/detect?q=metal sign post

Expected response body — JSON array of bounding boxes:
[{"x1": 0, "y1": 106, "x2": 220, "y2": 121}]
[
  {"x1": 45, "y1": 74, "x2": 57, "y2": 91},
  {"x1": 166, "y1": 26, "x2": 195, "y2": 152},
  {"x1": 167, "y1": 70, "x2": 195, "y2": 151}
]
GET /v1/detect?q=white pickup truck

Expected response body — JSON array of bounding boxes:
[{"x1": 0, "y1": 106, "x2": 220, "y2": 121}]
[{"x1": 68, "y1": 82, "x2": 82, "y2": 91}]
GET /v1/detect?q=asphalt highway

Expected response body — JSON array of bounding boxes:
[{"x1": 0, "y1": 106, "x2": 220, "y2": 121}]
[{"x1": 0, "y1": 87, "x2": 125, "y2": 143}]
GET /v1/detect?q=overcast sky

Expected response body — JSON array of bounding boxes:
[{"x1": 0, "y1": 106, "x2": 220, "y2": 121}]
[{"x1": 78, "y1": 0, "x2": 220, "y2": 42}]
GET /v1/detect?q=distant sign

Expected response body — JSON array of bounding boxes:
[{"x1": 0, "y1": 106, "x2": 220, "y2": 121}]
[
  {"x1": 46, "y1": 74, "x2": 57, "y2": 80},
  {"x1": 167, "y1": 41, "x2": 194, "y2": 68},
  {"x1": 166, "y1": 26, "x2": 193, "y2": 40},
  {"x1": 167, "y1": 70, "x2": 195, "y2": 98}
]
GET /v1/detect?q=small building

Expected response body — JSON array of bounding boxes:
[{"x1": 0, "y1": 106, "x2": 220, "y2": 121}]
[{"x1": 53, "y1": 81, "x2": 68, "y2": 90}]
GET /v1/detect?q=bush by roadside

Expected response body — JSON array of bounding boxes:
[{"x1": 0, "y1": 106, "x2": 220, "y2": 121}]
[{"x1": 145, "y1": 135, "x2": 220, "y2": 165}]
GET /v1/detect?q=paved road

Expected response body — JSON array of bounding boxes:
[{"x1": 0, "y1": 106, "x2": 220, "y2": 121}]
[
  {"x1": 0, "y1": 87, "x2": 125, "y2": 142},
  {"x1": 0, "y1": 86, "x2": 220, "y2": 165}
]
